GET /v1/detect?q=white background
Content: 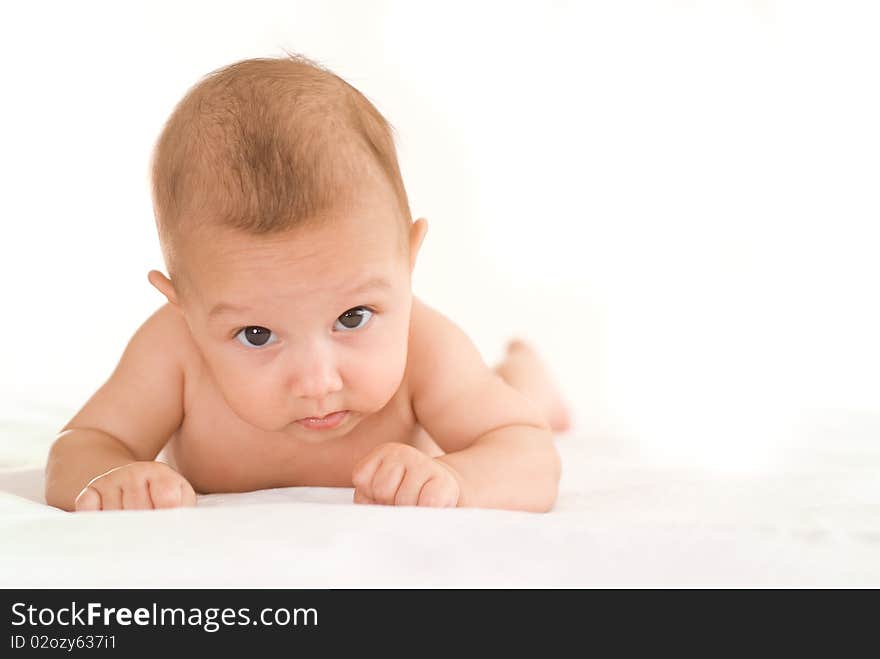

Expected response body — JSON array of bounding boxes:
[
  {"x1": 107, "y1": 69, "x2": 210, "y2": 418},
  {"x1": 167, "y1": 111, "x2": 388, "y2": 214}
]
[{"x1": 1, "y1": 1, "x2": 878, "y2": 471}]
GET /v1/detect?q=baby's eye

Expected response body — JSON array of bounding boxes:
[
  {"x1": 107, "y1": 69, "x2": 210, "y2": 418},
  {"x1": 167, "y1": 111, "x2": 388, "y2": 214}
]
[
  {"x1": 334, "y1": 306, "x2": 374, "y2": 331},
  {"x1": 235, "y1": 326, "x2": 277, "y2": 349}
]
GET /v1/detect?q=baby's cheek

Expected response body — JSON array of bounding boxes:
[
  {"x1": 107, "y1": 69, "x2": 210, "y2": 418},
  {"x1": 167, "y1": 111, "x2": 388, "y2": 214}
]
[
  {"x1": 216, "y1": 370, "x2": 289, "y2": 431},
  {"x1": 351, "y1": 347, "x2": 408, "y2": 410}
]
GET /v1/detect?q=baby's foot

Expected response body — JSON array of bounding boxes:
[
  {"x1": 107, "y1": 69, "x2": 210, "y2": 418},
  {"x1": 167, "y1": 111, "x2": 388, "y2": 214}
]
[{"x1": 499, "y1": 339, "x2": 572, "y2": 433}]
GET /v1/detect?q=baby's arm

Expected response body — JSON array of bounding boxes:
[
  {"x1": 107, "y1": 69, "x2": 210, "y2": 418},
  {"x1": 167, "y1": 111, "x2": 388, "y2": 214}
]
[
  {"x1": 352, "y1": 303, "x2": 560, "y2": 512},
  {"x1": 45, "y1": 304, "x2": 196, "y2": 511}
]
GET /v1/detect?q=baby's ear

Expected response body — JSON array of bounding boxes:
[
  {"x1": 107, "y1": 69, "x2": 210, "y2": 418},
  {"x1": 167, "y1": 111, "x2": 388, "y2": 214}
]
[
  {"x1": 147, "y1": 270, "x2": 180, "y2": 307},
  {"x1": 409, "y1": 218, "x2": 428, "y2": 271}
]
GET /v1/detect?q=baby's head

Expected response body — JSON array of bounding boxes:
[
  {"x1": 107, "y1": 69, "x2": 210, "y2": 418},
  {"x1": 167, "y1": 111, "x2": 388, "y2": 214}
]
[{"x1": 147, "y1": 54, "x2": 427, "y2": 439}]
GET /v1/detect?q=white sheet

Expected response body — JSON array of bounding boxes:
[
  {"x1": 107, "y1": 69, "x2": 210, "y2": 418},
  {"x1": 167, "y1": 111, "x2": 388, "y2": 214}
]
[{"x1": 1, "y1": 402, "x2": 878, "y2": 587}]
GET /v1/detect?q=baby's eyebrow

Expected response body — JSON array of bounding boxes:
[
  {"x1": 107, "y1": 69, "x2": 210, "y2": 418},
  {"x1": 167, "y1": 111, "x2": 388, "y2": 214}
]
[
  {"x1": 207, "y1": 276, "x2": 392, "y2": 319},
  {"x1": 208, "y1": 301, "x2": 251, "y2": 318},
  {"x1": 345, "y1": 275, "x2": 393, "y2": 295}
]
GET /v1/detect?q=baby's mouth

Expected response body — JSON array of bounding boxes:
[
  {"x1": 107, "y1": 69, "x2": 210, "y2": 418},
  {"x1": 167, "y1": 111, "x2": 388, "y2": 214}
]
[{"x1": 294, "y1": 410, "x2": 349, "y2": 430}]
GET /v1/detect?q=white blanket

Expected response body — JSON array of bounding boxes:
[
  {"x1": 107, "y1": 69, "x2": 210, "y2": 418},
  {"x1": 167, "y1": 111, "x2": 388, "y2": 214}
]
[{"x1": 1, "y1": 404, "x2": 878, "y2": 587}]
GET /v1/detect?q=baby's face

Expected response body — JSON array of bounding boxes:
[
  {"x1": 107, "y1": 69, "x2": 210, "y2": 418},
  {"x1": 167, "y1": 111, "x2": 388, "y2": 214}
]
[{"x1": 163, "y1": 192, "x2": 423, "y2": 441}]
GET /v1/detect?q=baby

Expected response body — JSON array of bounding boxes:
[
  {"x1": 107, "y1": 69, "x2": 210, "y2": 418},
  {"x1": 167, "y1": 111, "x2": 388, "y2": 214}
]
[{"x1": 44, "y1": 54, "x2": 569, "y2": 513}]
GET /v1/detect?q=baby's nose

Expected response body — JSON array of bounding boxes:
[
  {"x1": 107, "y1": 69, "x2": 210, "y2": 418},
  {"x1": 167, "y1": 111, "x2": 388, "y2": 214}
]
[
  {"x1": 286, "y1": 352, "x2": 343, "y2": 399},
  {"x1": 293, "y1": 371, "x2": 343, "y2": 399}
]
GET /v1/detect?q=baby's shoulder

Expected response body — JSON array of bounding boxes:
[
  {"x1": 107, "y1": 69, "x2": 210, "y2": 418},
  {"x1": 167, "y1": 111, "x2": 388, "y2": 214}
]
[
  {"x1": 405, "y1": 296, "x2": 485, "y2": 388},
  {"x1": 139, "y1": 302, "x2": 201, "y2": 373},
  {"x1": 408, "y1": 295, "x2": 458, "y2": 354}
]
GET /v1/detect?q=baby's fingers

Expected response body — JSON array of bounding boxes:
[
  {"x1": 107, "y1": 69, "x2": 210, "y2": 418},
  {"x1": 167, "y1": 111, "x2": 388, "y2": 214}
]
[
  {"x1": 353, "y1": 489, "x2": 374, "y2": 505},
  {"x1": 418, "y1": 477, "x2": 458, "y2": 508},
  {"x1": 97, "y1": 484, "x2": 123, "y2": 511},
  {"x1": 394, "y1": 468, "x2": 431, "y2": 506},
  {"x1": 351, "y1": 452, "x2": 382, "y2": 499},
  {"x1": 370, "y1": 461, "x2": 406, "y2": 505},
  {"x1": 122, "y1": 482, "x2": 153, "y2": 510},
  {"x1": 148, "y1": 478, "x2": 196, "y2": 509},
  {"x1": 180, "y1": 480, "x2": 198, "y2": 507},
  {"x1": 74, "y1": 486, "x2": 101, "y2": 512}
]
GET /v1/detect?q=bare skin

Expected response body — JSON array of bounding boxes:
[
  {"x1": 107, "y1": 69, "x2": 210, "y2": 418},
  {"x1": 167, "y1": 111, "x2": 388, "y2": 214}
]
[
  {"x1": 494, "y1": 340, "x2": 571, "y2": 434},
  {"x1": 414, "y1": 340, "x2": 570, "y2": 451},
  {"x1": 46, "y1": 300, "x2": 568, "y2": 512},
  {"x1": 45, "y1": 174, "x2": 566, "y2": 513}
]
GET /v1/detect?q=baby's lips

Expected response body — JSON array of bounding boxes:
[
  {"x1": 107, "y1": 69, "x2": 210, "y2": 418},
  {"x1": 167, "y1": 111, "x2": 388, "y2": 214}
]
[{"x1": 295, "y1": 410, "x2": 349, "y2": 429}]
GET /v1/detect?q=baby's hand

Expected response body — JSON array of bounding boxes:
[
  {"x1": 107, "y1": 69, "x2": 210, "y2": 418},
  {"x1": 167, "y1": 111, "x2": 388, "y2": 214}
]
[
  {"x1": 74, "y1": 461, "x2": 197, "y2": 511},
  {"x1": 352, "y1": 442, "x2": 461, "y2": 507}
]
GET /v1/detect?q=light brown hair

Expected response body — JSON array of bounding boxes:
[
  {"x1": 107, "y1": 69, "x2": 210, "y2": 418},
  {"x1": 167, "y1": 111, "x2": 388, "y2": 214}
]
[{"x1": 150, "y1": 52, "x2": 412, "y2": 291}]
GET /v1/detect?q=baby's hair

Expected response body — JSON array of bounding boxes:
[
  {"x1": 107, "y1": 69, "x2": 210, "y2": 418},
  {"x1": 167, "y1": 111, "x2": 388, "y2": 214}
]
[{"x1": 150, "y1": 51, "x2": 412, "y2": 291}]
